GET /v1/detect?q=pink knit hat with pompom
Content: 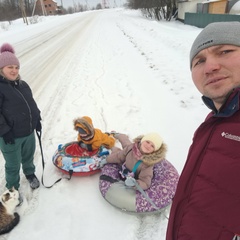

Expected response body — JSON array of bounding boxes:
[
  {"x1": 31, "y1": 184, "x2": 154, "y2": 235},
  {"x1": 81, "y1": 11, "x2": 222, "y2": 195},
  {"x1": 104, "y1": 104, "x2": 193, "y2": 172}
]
[{"x1": 0, "y1": 43, "x2": 20, "y2": 69}]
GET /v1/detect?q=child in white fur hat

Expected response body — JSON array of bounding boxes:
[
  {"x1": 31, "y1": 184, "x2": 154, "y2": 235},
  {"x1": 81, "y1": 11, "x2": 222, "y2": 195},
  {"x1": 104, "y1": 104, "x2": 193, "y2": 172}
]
[{"x1": 100, "y1": 132, "x2": 167, "y2": 190}]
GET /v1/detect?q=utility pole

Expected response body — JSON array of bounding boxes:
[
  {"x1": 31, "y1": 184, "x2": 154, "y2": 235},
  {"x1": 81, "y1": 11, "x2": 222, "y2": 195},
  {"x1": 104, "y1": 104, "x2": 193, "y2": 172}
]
[
  {"x1": 85, "y1": 0, "x2": 89, "y2": 10},
  {"x1": 19, "y1": 0, "x2": 29, "y2": 25},
  {"x1": 40, "y1": 0, "x2": 47, "y2": 15},
  {"x1": 102, "y1": 0, "x2": 105, "y2": 8},
  {"x1": 32, "y1": 0, "x2": 47, "y2": 16},
  {"x1": 102, "y1": 0, "x2": 109, "y2": 8}
]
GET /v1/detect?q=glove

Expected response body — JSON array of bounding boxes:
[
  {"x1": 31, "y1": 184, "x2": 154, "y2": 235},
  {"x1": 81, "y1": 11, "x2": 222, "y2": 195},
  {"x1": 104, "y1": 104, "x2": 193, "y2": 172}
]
[
  {"x1": 3, "y1": 131, "x2": 15, "y2": 144},
  {"x1": 99, "y1": 156, "x2": 108, "y2": 168},
  {"x1": 105, "y1": 131, "x2": 119, "y2": 138},
  {"x1": 79, "y1": 141, "x2": 93, "y2": 151},
  {"x1": 86, "y1": 144, "x2": 93, "y2": 151},
  {"x1": 36, "y1": 120, "x2": 42, "y2": 132},
  {"x1": 125, "y1": 177, "x2": 136, "y2": 187}
]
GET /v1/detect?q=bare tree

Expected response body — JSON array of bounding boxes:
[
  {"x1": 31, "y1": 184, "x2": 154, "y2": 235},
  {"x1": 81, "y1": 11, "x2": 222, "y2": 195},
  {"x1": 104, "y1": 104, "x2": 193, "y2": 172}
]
[
  {"x1": 19, "y1": 0, "x2": 29, "y2": 24},
  {"x1": 96, "y1": 3, "x2": 102, "y2": 9},
  {"x1": 0, "y1": 0, "x2": 21, "y2": 21},
  {"x1": 126, "y1": 0, "x2": 177, "y2": 21}
]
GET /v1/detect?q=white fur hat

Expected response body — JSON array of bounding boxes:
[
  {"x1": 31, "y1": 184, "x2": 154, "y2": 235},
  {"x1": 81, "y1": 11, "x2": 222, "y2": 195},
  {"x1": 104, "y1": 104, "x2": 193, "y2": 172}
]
[{"x1": 141, "y1": 133, "x2": 163, "y2": 151}]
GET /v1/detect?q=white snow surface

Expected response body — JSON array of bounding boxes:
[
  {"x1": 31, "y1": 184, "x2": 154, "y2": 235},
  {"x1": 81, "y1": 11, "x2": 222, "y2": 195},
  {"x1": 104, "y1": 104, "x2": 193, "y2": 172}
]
[{"x1": 0, "y1": 9, "x2": 209, "y2": 240}]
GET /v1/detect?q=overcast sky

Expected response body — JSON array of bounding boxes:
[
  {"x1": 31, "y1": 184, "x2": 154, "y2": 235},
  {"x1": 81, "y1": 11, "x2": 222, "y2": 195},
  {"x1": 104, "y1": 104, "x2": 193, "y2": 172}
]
[{"x1": 58, "y1": 0, "x2": 126, "y2": 8}]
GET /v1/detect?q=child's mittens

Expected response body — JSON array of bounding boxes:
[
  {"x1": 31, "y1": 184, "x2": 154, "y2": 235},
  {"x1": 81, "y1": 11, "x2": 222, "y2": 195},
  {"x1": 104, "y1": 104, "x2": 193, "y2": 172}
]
[
  {"x1": 78, "y1": 141, "x2": 93, "y2": 151},
  {"x1": 105, "y1": 131, "x2": 120, "y2": 138},
  {"x1": 99, "y1": 156, "x2": 108, "y2": 168},
  {"x1": 125, "y1": 177, "x2": 136, "y2": 187}
]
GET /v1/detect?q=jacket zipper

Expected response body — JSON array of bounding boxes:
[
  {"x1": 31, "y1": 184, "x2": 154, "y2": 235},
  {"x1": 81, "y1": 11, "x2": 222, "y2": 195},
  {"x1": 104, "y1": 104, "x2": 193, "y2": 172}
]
[{"x1": 14, "y1": 86, "x2": 33, "y2": 133}]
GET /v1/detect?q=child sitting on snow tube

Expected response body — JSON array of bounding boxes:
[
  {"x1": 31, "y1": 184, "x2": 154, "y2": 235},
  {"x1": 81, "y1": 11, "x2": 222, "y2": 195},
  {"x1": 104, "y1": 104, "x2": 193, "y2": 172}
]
[
  {"x1": 73, "y1": 116, "x2": 115, "y2": 151},
  {"x1": 100, "y1": 132, "x2": 167, "y2": 190}
]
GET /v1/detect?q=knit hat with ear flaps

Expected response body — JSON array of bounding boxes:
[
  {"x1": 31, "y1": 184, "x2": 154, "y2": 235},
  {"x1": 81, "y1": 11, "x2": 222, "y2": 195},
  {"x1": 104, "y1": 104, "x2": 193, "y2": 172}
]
[
  {"x1": 141, "y1": 132, "x2": 163, "y2": 151},
  {"x1": 190, "y1": 21, "x2": 240, "y2": 68},
  {"x1": 0, "y1": 43, "x2": 20, "y2": 69}
]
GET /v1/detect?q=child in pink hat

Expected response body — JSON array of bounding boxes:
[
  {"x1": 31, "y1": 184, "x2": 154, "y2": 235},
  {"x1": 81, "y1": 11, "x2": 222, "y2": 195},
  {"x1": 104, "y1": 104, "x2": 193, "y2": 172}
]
[{"x1": 0, "y1": 43, "x2": 41, "y2": 205}]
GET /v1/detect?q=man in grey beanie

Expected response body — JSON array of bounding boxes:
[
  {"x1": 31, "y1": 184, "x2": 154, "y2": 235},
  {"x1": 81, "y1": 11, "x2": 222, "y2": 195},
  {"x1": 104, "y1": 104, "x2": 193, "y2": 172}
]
[{"x1": 166, "y1": 21, "x2": 240, "y2": 240}]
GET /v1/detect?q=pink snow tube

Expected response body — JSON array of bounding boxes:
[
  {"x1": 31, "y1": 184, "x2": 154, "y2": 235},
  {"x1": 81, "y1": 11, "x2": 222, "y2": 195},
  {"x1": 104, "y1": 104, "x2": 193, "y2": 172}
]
[{"x1": 99, "y1": 159, "x2": 179, "y2": 213}]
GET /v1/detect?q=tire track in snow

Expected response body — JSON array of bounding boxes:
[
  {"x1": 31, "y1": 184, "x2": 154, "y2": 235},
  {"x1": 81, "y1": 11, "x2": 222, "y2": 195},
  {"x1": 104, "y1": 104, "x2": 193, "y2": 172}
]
[
  {"x1": 115, "y1": 13, "x2": 203, "y2": 110},
  {"x1": 77, "y1": 11, "x2": 143, "y2": 134},
  {"x1": 65, "y1": 12, "x2": 142, "y2": 133}
]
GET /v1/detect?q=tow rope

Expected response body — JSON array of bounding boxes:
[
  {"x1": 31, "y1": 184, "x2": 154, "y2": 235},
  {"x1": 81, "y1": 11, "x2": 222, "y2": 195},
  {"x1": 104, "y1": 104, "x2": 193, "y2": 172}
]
[{"x1": 36, "y1": 130, "x2": 73, "y2": 188}]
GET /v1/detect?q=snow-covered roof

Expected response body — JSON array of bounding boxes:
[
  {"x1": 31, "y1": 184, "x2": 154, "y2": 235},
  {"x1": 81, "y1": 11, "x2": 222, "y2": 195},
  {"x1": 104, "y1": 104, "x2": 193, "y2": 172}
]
[{"x1": 201, "y1": 0, "x2": 225, "y2": 3}]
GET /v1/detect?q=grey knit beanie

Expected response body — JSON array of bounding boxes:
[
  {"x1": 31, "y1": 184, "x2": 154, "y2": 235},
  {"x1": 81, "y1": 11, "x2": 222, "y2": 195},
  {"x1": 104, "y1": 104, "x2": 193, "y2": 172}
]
[{"x1": 190, "y1": 21, "x2": 240, "y2": 68}]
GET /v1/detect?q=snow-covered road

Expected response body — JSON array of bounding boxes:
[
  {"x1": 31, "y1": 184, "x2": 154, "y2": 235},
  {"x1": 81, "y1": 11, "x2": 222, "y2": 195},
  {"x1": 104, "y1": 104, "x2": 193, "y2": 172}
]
[{"x1": 0, "y1": 8, "x2": 206, "y2": 240}]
